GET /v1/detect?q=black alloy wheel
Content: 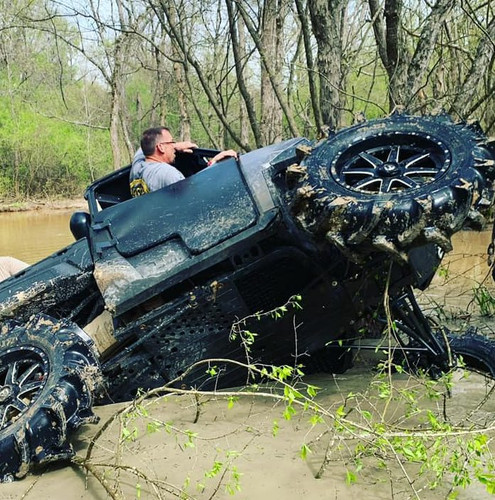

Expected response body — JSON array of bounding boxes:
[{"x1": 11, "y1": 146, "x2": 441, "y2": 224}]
[
  {"x1": 290, "y1": 113, "x2": 494, "y2": 261},
  {"x1": 0, "y1": 314, "x2": 102, "y2": 482}
]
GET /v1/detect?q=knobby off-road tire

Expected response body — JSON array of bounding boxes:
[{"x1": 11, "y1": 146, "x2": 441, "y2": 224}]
[
  {"x1": 0, "y1": 314, "x2": 101, "y2": 482},
  {"x1": 393, "y1": 328, "x2": 495, "y2": 379},
  {"x1": 447, "y1": 329, "x2": 495, "y2": 377},
  {"x1": 289, "y1": 113, "x2": 495, "y2": 261}
]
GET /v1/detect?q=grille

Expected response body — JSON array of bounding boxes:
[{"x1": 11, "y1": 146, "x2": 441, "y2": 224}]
[{"x1": 234, "y1": 255, "x2": 311, "y2": 313}]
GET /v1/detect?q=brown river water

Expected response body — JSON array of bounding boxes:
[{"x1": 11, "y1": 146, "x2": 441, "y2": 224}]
[{"x1": 0, "y1": 209, "x2": 77, "y2": 264}]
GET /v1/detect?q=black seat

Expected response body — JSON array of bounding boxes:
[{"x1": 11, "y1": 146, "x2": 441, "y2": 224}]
[{"x1": 91, "y1": 166, "x2": 132, "y2": 210}]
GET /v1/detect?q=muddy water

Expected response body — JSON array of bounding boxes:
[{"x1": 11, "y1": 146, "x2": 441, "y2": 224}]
[
  {"x1": 0, "y1": 209, "x2": 77, "y2": 264},
  {"x1": 417, "y1": 228, "x2": 495, "y2": 330}
]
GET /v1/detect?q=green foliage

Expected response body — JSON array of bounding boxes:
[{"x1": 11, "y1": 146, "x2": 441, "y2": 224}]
[
  {"x1": 300, "y1": 443, "x2": 311, "y2": 460},
  {"x1": 0, "y1": 96, "x2": 112, "y2": 199},
  {"x1": 329, "y1": 362, "x2": 495, "y2": 495},
  {"x1": 0, "y1": 2, "x2": 113, "y2": 199},
  {"x1": 472, "y1": 285, "x2": 495, "y2": 317},
  {"x1": 437, "y1": 265, "x2": 450, "y2": 279}
]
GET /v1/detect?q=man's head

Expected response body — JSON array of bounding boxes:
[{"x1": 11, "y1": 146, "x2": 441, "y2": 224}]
[{"x1": 141, "y1": 127, "x2": 176, "y2": 164}]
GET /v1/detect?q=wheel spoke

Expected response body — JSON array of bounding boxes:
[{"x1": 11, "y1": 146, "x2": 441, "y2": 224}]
[
  {"x1": 403, "y1": 152, "x2": 431, "y2": 168},
  {"x1": 5, "y1": 361, "x2": 19, "y2": 385},
  {"x1": 381, "y1": 176, "x2": 420, "y2": 193},
  {"x1": 381, "y1": 177, "x2": 393, "y2": 193},
  {"x1": 394, "y1": 177, "x2": 420, "y2": 190},
  {"x1": 12, "y1": 398, "x2": 28, "y2": 413},
  {"x1": 18, "y1": 380, "x2": 44, "y2": 397},
  {"x1": 342, "y1": 167, "x2": 376, "y2": 177},
  {"x1": 0, "y1": 402, "x2": 24, "y2": 429},
  {"x1": 358, "y1": 152, "x2": 383, "y2": 168},
  {"x1": 18, "y1": 362, "x2": 41, "y2": 387},
  {"x1": 353, "y1": 177, "x2": 383, "y2": 191},
  {"x1": 404, "y1": 167, "x2": 439, "y2": 177},
  {"x1": 0, "y1": 405, "x2": 9, "y2": 428},
  {"x1": 387, "y1": 146, "x2": 400, "y2": 163}
]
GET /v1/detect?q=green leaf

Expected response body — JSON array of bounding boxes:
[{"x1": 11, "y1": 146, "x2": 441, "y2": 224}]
[
  {"x1": 300, "y1": 443, "x2": 311, "y2": 460},
  {"x1": 283, "y1": 405, "x2": 296, "y2": 420},
  {"x1": 309, "y1": 413, "x2": 324, "y2": 426},
  {"x1": 361, "y1": 410, "x2": 372, "y2": 421},
  {"x1": 346, "y1": 470, "x2": 357, "y2": 484},
  {"x1": 228, "y1": 396, "x2": 239, "y2": 409},
  {"x1": 205, "y1": 460, "x2": 223, "y2": 478},
  {"x1": 306, "y1": 384, "x2": 319, "y2": 397},
  {"x1": 206, "y1": 366, "x2": 218, "y2": 376},
  {"x1": 272, "y1": 420, "x2": 279, "y2": 437}
]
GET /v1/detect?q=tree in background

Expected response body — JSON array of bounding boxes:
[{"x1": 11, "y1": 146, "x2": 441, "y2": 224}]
[
  {"x1": 0, "y1": 0, "x2": 112, "y2": 197},
  {"x1": 0, "y1": 0, "x2": 492, "y2": 198}
]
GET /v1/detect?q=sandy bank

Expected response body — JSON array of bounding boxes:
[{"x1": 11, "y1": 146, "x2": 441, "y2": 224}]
[{"x1": 0, "y1": 198, "x2": 87, "y2": 213}]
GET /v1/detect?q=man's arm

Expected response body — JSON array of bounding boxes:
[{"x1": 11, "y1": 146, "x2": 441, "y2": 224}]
[{"x1": 208, "y1": 149, "x2": 238, "y2": 165}]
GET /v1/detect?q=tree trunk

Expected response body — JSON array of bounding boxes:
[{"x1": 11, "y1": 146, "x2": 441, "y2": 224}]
[
  {"x1": 294, "y1": 0, "x2": 323, "y2": 133},
  {"x1": 260, "y1": 0, "x2": 284, "y2": 144},
  {"x1": 109, "y1": 66, "x2": 123, "y2": 169},
  {"x1": 155, "y1": 41, "x2": 168, "y2": 127},
  {"x1": 308, "y1": 0, "x2": 348, "y2": 129},
  {"x1": 405, "y1": 0, "x2": 455, "y2": 106},
  {"x1": 237, "y1": 1, "x2": 300, "y2": 138},
  {"x1": 384, "y1": 0, "x2": 409, "y2": 108},
  {"x1": 369, "y1": 0, "x2": 456, "y2": 111},
  {"x1": 226, "y1": 0, "x2": 261, "y2": 147},
  {"x1": 449, "y1": 16, "x2": 495, "y2": 119}
]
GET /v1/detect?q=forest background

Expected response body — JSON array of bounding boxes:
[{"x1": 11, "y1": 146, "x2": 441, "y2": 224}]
[{"x1": 0, "y1": 0, "x2": 493, "y2": 199}]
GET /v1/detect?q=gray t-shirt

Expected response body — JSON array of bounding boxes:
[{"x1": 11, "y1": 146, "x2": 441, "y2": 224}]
[{"x1": 130, "y1": 149, "x2": 185, "y2": 191}]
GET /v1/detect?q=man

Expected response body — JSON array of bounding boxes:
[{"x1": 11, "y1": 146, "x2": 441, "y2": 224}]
[{"x1": 129, "y1": 126, "x2": 237, "y2": 196}]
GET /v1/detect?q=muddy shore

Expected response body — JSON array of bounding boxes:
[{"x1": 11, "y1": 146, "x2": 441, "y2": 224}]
[{"x1": 0, "y1": 198, "x2": 87, "y2": 213}]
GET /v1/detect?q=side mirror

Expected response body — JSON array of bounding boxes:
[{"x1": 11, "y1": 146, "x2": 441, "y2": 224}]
[{"x1": 70, "y1": 211, "x2": 90, "y2": 240}]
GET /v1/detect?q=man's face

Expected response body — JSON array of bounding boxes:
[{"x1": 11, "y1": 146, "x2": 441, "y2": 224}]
[{"x1": 156, "y1": 130, "x2": 176, "y2": 164}]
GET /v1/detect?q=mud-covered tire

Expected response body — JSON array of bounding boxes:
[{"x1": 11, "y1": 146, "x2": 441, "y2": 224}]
[
  {"x1": 394, "y1": 328, "x2": 495, "y2": 378},
  {"x1": 0, "y1": 314, "x2": 101, "y2": 482},
  {"x1": 290, "y1": 113, "x2": 494, "y2": 261},
  {"x1": 447, "y1": 329, "x2": 495, "y2": 377}
]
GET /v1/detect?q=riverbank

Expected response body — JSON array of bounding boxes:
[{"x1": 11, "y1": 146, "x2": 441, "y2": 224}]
[{"x1": 0, "y1": 197, "x2": 87, "y2": 213}]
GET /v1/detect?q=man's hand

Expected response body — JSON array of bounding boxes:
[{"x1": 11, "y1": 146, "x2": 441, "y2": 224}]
[
  {"x1": 174, "y1": 141, "x2": 198, "y2": 153},
  {"x1": 208, "y1": 149, "x2": 238, "y2": 165}
]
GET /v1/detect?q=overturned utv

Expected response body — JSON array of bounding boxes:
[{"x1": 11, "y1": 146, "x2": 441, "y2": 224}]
[{"x1": 1, "y1": 113, "x2": 495, "y2": 481}]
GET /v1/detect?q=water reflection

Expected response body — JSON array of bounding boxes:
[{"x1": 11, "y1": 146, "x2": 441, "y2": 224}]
[{"x1": 0, "y1": 210, "x2": 77, "y2": 264}]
